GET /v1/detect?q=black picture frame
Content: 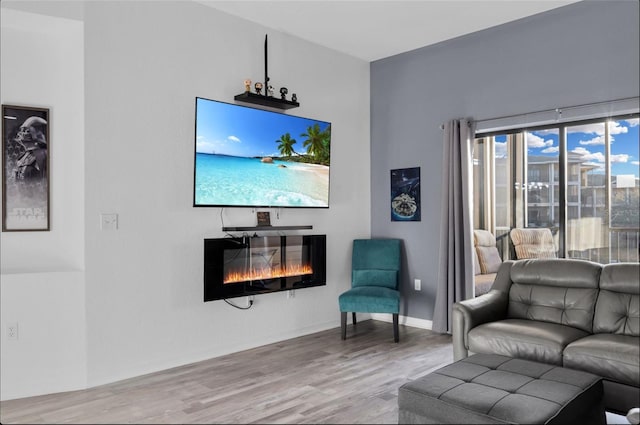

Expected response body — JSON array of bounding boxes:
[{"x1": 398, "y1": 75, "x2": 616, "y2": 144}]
[
  {"x1": 390, "y1": 167, "x2": 421, "y2": 222},
  {"x1": 2, "y1": 104, "x2": 50, "y2": 231}
]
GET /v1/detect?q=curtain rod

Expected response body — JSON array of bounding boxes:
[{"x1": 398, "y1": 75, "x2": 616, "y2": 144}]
[
  {"x1": 475, "y1": 96, "x2": 638, "y2": 124},
  {"x1": 439, "y1": 96, "x2": 639, "y2": 129}
]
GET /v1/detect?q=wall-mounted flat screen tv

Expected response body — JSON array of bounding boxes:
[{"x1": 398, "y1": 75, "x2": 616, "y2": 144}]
[{"x1": 193, "y1": 97, "x2": 331, "y2": 208}]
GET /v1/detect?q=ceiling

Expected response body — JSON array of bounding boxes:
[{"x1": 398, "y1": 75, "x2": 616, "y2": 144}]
[
  {"x1": 1, "y1": 0, "x2": 581, "y2": 62},
  {"x1": 198, "y1": 0, "x2": 581, "y2": 62}
]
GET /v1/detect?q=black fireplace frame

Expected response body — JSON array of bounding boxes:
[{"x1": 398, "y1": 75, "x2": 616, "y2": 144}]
[{"x1": 204, "y1": 234, "x2": 326, "y2": 301}]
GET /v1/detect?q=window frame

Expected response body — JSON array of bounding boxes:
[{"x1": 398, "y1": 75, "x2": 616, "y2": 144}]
[{"x1": 474, "y1": 112, "x2": 639, "y2": 262}]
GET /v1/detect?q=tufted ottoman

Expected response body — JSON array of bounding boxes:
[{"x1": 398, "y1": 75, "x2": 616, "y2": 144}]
[{"x1": 398, "y1": 354, "x2": 605, "y2": 424}]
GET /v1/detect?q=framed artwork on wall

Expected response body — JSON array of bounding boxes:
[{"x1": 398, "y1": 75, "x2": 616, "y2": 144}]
[
  {"x1": 390, "y1": 167, "x2": 421, "y2": 222},
  {"x1": 2, "y1": 104, "x2": 50, "y2": 231}
]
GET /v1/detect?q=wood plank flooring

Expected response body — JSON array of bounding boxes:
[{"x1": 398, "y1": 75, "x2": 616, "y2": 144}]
[{"x1": 0, "y1": 320, "x2": 453, "y2": 424}]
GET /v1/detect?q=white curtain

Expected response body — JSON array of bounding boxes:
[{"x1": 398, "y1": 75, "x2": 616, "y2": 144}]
[{"x1": 432, "y1": 119, "x2": 476, "y2": 334}]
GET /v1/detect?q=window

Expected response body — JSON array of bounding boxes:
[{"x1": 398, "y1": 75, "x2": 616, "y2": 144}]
[{"x1": 474, "y1": 114, "x2": 639, "y2": 264}]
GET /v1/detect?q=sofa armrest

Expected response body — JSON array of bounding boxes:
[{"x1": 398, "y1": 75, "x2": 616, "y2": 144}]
[{"x1": 452, "y1": 261, "x2": 513, "y2": 361}]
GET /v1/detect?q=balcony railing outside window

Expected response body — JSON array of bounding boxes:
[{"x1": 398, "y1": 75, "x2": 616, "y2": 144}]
[{"x1": 473, "y1": 114, "x2": 639, "y2": 265}]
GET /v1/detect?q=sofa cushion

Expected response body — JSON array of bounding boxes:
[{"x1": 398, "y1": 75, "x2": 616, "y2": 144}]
[
  {"x1": 564, "y1": 334, "x2": 640, "y2": 387},
  {"x1": 508, "y1": 259, "x2": 601, "y2": 333},
  {"x1": 594, "y1": 263, "x2": 640, "y2": 336},
  {"x1": 600, "y1": 263, "x2": 640, "y2": 294},
  {"x1": 510, "y1": 258, "x2": 601, "y2": 289},
  {"x1": 593, "y1": 290, "x2": 639, "y2": 336},
  {"x1": 468, "y1": 319, "x2": 588, "y2": 365},
  {"x1": 508, "y1": 283, "x2": 598, "y2": 333}
]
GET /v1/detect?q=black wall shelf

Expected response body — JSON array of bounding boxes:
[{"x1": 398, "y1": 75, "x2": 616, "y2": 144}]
[
  {"x1": 222, "y1": 225, "x2": 312, "y2": 232},
  {"x1": 234, "y1": 92, "x2": 299, "y2": 110}
]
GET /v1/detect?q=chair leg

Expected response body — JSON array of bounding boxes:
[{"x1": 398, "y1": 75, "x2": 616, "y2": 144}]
[
  {"x1": 352, "y1": 312, "x2": 357, "y2": 325},
  {"x1": 393, "y1": 313, "x2": 399, "y2": 343},
  {"x1": 341, "y1": 312, "x2": 347, "y2": 340}
]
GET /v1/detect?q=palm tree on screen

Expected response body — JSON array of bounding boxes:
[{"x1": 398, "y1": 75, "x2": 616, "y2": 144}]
[
  {"x1": 276, "y1": 133, "x2": 297, "y2": 157},
  {"x1": 301, "y1": 123, "x2": 327, "y2": 160}
]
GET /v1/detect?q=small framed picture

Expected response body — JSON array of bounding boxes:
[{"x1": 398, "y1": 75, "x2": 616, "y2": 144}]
[
  {"x1": 257, "y1": 211, "x2": 271, "y2": 226},
  {"x1": 2, "y1": 104, "x2": 50, "y2": 231},
  {"x1": 390, "y1": 167, "x2": 421, "y2": 222}
]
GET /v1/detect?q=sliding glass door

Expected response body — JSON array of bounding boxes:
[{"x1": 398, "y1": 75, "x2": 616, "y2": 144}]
[{"x1": 474, "y1": 114, "x2": 639, "y2": 264}]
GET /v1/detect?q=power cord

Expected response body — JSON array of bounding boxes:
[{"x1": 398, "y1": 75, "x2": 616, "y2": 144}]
[{"x1": 224, "y1": 298, "x2": 254, "y2": 310}]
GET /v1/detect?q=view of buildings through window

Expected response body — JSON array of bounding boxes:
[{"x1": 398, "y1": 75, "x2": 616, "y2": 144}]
[{"x1": 474, "y1": 114, "x2": 639, "y2": 264}]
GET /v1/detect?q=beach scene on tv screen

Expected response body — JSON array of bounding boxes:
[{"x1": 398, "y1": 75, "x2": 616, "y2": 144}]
[{"x1": 195, "y1": 98, "x2": 330, "y2": 207}]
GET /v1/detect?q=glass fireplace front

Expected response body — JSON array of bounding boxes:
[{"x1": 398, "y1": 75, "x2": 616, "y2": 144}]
[{"x1": 204, "y1": 234, "x2": 326, "y2": 301}]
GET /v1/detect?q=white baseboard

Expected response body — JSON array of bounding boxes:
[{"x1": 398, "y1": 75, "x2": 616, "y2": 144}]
[{"x1": 370, "y1": 313, "x2": 432, "y2": 330}]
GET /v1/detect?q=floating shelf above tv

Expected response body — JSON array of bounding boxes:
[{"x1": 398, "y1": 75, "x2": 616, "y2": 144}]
[
  {"x1": 234, "y1": 92, "x2": 300, "y2": 110},
  {"x1": 235, "y1": 34, "x2": 301, "y2": 110},
  {"x1": 222, "y1": 225, "x2": 312, "y2": 232}
]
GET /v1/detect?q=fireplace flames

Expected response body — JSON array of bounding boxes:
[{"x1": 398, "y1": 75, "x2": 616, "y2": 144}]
[{"x1": 224, "y1": 263, "x2": 313, "y2": 284}]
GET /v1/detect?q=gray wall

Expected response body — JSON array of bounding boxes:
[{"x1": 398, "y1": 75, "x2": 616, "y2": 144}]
[{"x1": 370, "y1": 0, "x2": 640, "y2": 321}]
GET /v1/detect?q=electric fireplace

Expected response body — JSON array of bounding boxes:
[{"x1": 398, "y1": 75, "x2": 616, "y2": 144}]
[{"x1": 204, "y1": 234, "x2": 326, "y2": 301}]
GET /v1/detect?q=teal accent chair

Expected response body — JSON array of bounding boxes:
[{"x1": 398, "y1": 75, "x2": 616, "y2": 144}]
[{"x1": 338, "y1": 239, "x2": 402, "y2": 342}]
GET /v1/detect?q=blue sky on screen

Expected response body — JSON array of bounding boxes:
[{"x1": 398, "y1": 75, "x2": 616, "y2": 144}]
[
  {"x1": 494, "y1": 117, "x2": 640, "y2": 178},
  {"x1": 195, "y1": 98, "x2": 330, "y2": 158}
]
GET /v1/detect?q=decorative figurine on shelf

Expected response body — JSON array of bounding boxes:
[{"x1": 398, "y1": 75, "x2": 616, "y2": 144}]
[
  {"x1": 291, "y1": 93, "x2": 297, "y2": 103},
  {"x1": 267, "y1": 85, "x2": 275, "y2": 97},
  {"x1": 254, "y1": 82, "x2": 263, "y2": 95},
  {"x1": 280, "y1": 87, "x2": 288, "y2": 100},
  {"x1": 244, "y1": 79, "x2": 251, "y2": 93}
]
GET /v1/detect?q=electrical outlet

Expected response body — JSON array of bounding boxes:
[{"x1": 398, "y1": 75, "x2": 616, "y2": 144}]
[
  {"x1": 7, "y1": 322, "x2": 18, "y2": 340},
  {"x1": 414, "y1": 279, "x2": 421, "y2": 291},
  {"x1": 287, "y1": 290, "x2": 295, "y2": 299}
]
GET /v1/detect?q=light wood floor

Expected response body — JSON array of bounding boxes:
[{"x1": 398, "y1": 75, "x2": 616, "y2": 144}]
[{"x1": 0, "y1": 320, "x2": 453, "y2": 424}]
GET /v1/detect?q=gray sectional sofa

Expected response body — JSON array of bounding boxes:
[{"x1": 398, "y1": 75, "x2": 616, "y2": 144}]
[{"x1": 453, "y1": 258, "x2": 639, "y2": 414}]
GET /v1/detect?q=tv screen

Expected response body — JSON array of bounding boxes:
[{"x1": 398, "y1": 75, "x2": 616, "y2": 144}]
[{"x1": 193, "y1": 97, "x2": 331, "y2": 208}]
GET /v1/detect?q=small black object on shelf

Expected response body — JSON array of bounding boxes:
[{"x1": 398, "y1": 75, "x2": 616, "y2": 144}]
[{"x1": 235, "y1": 35, "x2": 299, "y2": 110}]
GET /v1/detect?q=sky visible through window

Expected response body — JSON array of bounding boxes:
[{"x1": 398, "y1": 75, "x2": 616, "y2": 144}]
[{"x1": 493, "y1": 117, "x2": 640, "y2": 178}]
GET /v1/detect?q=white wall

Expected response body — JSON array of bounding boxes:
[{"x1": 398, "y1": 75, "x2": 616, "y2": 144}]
[
  {"x1": 1, "y1": 1, "x2": 370, "y2": 400},
  {"x1": 0, "y1": 9, "x2": 85, "y2": 271},
  {"x1": 1, "y1": 272, "x2": 86, "y2": 399},
  {"x1": 81, "y1": 2, "x2": 370, "y2": 389},
  {"x1": 0, "y1": 8, "x2": 86, "y2": 399}
]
